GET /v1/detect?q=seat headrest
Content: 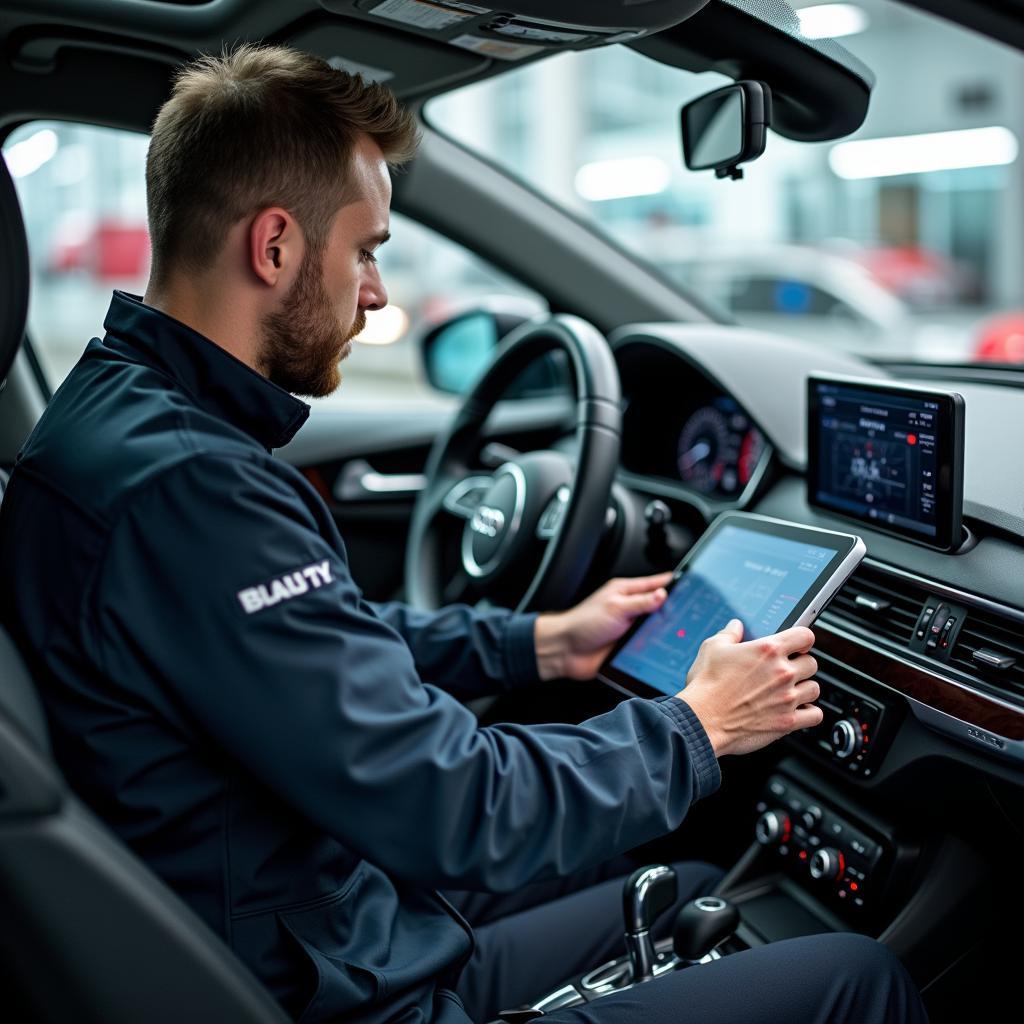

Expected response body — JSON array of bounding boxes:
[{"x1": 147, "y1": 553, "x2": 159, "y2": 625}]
[{"x1": 0, "y1": 155, "x2": 29, "y2": 382}]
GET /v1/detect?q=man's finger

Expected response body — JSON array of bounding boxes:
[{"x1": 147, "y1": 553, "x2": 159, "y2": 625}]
[
  {"x1": 788, "y1": 656, "x2": 818, "y2": 686},
  {"x1": 772, "y1": 626, "x2": 816, "y2": 657},
  {"x1": 790, "y1": 705, "x2": 825, "y2": 732},
  {"x1": 616, "y1": 571, "x2": 674, "y2": 595},
  {"x1": 619, "y1": 588, "x2": 668, "y2": 615},
  {"x1": 791, "y1": 676, "x2": 820, "y2": 704}
]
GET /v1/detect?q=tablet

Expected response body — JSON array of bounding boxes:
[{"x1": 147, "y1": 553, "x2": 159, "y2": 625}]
[{"x1": 598, "y1": 512, "x2": 865, "y2": 698}]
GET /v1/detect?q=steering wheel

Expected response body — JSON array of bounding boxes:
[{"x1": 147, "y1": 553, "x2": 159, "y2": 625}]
[{"x1": 405, "y1": 315, "x2": 621, "y2": 613}]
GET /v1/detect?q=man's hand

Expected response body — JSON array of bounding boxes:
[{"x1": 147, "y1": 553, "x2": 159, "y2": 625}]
[
  {"x1": 679, "y1": 619, "x2": 822, "y2": 757},
  {"x1": 534, "y1": 572, "x2": 673, "y2": 682}
]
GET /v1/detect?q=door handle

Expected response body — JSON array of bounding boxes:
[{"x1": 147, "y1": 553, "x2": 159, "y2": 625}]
[{"x1": 334, "y1": 458, "x2": 426, "y2": 501}]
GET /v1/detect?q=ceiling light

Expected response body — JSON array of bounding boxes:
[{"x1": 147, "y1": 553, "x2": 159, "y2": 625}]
[
  {"x1": 797, "y1": 4, "x2": 870, "y2": 40},
  {"x1": 354, "y1": 304, "x2": 409, "y2": 346},
  {"x1": 4, "y1": 128, "x2": 59, "y2": 179},
  {"x1": 575, "y1": 157, "x2": 671, "y2": 202},
  {"x1": 829, "y1": 126, "x2": 1018, "y2": 179}
]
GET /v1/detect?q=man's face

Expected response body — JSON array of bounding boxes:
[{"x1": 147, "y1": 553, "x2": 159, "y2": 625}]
[{"x1": 259, "y1": 135, "x2": 391, "y2": 397}]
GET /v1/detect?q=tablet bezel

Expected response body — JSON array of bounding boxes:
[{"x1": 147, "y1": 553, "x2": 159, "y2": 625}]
[{"x1": 596, "y1": 512, "x2": 863, "y2": 700}]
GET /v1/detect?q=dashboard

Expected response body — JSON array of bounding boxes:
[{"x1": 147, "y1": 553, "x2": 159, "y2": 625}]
[
  {"x1": 610, "y1": 324, "x2": 1024, "y2": 780},
  {"x1": 606, "y1": 323, "x2": 1024, "y2": 982}
]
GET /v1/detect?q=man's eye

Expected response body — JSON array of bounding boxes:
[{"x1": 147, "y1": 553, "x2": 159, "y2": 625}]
[{"x1": 360, "y1": 249, "x2": 378, "y2": 265}]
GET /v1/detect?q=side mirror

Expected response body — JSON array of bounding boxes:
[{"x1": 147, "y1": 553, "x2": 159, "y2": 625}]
[
  {"x1": 421, "y1": 309, "x2": 571, "y2": 399},
  {"x1": 680, "y1": 81, "x2": 772, "y2": 181}
]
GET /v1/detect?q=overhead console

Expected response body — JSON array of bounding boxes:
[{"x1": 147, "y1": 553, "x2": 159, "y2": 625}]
[{"x1": 329, "y1": 0, "x2": 710, "y2": 61}]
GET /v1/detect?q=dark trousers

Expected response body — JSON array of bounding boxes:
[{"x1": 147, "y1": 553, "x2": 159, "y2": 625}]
[{"x1": 445, "y1": 858, "x2": 928, "y2": 1024}]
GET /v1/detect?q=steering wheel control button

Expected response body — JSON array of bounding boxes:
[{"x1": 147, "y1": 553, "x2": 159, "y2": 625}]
[
  {"x1": 537, "y1": 485, "x2": 570, "y2": 539},
  {"x1": 443, "y1": 476, "x2": 493, "y2": 519}
]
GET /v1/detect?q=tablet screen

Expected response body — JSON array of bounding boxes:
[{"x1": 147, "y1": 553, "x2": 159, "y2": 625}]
[
  {"x1": 608, "y1": 524, "x2": 840, "y2": 697},
  {"x1": 807, "y1": 375, "x2": 964, "y2": 550}
]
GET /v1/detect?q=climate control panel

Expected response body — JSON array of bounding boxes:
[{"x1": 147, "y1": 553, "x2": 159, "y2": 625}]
[
  {"x1": 788, "y1": 672, "x2": 895, "y2": 778},
  {"x1": 754, "y1": 775, "x2": 885, "y2": 914}
]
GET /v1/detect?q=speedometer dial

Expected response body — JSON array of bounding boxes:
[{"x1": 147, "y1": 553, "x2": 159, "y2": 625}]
[
  {"x1": 677, "y1": 406, "x2": 731, "y2": 493},
  {"x1": 676, "y1": 399, "x2": 765, "y2": 497}
]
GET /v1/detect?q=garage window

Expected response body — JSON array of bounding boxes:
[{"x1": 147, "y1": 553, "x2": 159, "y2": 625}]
[{"x1": 3, "y1": 120, "x2": 544, "y2": 409}]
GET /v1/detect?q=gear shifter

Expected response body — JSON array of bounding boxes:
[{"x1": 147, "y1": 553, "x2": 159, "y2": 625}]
[
  {"x1": 622, "y1": 864, "x2": 677, "y2": 982},
  {"x1": 672, "y1": 896, "x2": 740, "y2": 963}
]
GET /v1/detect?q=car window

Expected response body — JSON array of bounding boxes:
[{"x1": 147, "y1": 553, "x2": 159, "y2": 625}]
[
  {"x1": 427, "y1": 0, "x2": 1024, "y2": 366},
  {"x1": 3, "y1": 121, "x2": 545, "y2": 408}
]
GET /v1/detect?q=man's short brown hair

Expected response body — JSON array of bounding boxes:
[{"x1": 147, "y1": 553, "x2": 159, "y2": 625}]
[{"x1": 146, "y1": 44, "x2": 419, "y2": 284}]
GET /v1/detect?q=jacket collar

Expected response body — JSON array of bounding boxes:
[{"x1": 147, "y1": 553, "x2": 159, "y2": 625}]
[{"x1": 101, "y1": 291, "x2": 310, "y2": 450}]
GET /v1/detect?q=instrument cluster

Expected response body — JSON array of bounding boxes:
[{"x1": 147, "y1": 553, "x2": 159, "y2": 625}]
[{"x1": 619, "y1": 367, "x2": 770, "y2": 502}]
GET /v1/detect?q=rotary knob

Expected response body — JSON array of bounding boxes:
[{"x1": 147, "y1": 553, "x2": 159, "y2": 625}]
[
  {"x1": 809, "y1": 847, "x2": 845, "y2": 881},
  {"x1": 831, "y1": 719, "x2": 862, "y2": 760},
  {"x1": 755, "y1": 810, "x2": 790, "y2": 846}
]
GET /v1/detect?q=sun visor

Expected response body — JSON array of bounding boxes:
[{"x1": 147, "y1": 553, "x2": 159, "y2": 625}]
[{"x1": 290, "y1": 18, "x2": 489, "y2": 96}]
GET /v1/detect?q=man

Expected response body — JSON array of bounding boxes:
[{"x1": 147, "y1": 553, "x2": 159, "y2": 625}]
[{"x1": 0, "y1": 46, "x2": 927, "y2": 1024}]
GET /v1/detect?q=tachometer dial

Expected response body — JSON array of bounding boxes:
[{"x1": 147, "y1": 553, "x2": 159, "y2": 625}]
[
  {"x1": 738, "y1": 428, "x2": 766, "y2": 485},
  {"x1": 677, "y1": 406, "x2": 731, "y2": 493}
]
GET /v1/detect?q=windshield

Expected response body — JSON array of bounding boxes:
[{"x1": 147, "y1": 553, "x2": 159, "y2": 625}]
[{"x1": 427, "y1": 0, "x2": 1024, "y2": 366}]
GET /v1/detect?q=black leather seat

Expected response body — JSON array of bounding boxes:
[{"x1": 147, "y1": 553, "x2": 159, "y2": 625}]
[{"x1": 0, "y1": 151, "x2": 288, "y2": 1024}]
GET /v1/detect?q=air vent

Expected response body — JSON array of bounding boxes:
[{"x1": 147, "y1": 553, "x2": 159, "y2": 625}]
[
  {"x1": 948, "y1": 610, "x2": 1024, "y2": 707},
  {"x1": 824, "y1": 564, "x2": 927, "y2": 648}
]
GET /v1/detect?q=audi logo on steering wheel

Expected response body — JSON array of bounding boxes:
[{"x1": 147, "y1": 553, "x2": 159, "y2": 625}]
[{"x1": 470, "y1": 506, "x2": 506, "y2": 539}]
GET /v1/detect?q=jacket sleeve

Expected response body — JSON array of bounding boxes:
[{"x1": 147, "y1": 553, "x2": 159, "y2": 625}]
[
  {"x1": 365, "y1": 599, "x2": 541, "y2": 699},
  {"x1": 90, "y1": 454, "x2": 720, "y2": 892}
]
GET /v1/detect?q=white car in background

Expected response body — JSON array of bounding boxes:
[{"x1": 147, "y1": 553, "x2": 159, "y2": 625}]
[{"x1": 661, "y1": 244, "x2": 978, "y2": 361}]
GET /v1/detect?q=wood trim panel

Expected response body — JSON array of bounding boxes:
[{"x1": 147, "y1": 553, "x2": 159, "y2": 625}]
[{"x1": 814, "y1": 620, "x2": 1024, "y2": 741}]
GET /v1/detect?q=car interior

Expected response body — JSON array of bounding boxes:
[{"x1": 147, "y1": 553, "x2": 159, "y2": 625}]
[{"x1": 1, "y1": 1, "x2": 1023, "y2": 1021}]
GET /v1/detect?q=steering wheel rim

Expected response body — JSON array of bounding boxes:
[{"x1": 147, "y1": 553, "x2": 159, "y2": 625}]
[{"x1": 405, "y1": 314, "x2": 621, "y2": 613}]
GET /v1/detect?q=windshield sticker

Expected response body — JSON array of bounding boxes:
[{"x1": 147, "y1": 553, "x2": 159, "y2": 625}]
[
  {"x1": 450, "y1": 34, "x2": 545, "y2": 60},
  {"x1": 493, "y1": 24, "x2": 589, "y2": 44},
  {"x1": 371, "y1": 0, "x2": 479, "y2": 31}
]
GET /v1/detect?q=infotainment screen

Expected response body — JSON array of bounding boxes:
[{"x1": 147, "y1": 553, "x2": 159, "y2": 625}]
[
  {"x1": 598, "y1": 513, "x2": 864, "y2": 699},
  {"x1": 807, "y1": 375, "x2": 965, "y2": 551}
]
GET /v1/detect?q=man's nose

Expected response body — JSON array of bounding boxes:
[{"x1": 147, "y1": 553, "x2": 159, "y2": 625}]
[{"x1": 360, "y1": 264, "x2": 388, "y2": 312}]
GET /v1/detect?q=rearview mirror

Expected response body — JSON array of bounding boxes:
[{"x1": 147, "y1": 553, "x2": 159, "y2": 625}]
[{"x1": 681, "y1": 81, "x2": 772, "y2": 180}]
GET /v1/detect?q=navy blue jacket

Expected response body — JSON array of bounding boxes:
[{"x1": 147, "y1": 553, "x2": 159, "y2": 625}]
[{"x1": 0, "y1": 292, "x2": 720, "y2": 1023}]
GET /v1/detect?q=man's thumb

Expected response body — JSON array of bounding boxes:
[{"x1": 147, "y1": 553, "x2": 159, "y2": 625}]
[{"x1": 718, "y1": 618, "x2": 744, "y2": 642}]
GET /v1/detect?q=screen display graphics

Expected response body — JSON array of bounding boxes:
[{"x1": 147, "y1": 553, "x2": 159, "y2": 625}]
[
  {"x1": 808, "y1": 376, "x2": 964, "y2": 550},
  {"x1": 608, "y1": 523, "x2": 840, "y2": 697}
]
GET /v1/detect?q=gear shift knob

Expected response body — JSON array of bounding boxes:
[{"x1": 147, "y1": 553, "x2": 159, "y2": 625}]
[
  {"x1": 622, "y1": 864, "x2": 677, "y2": 982},
  {"x1": 672, "y1": 896, "x2": 740, "y2": 962}
]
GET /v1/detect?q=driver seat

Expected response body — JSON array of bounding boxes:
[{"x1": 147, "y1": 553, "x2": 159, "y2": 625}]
[{"x1": 0, "y1": 148, "x2": 288, "y2": 1024}]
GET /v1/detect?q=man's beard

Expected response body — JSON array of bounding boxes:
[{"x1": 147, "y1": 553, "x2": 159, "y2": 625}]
[{"x1": 258, "y1": 249, "x2": 366, "y2": 398}]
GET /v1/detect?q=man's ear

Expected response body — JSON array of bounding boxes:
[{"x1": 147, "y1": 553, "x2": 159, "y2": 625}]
[{"x1": 248, "y1": 207, "x2": 301, "y2": 288}]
